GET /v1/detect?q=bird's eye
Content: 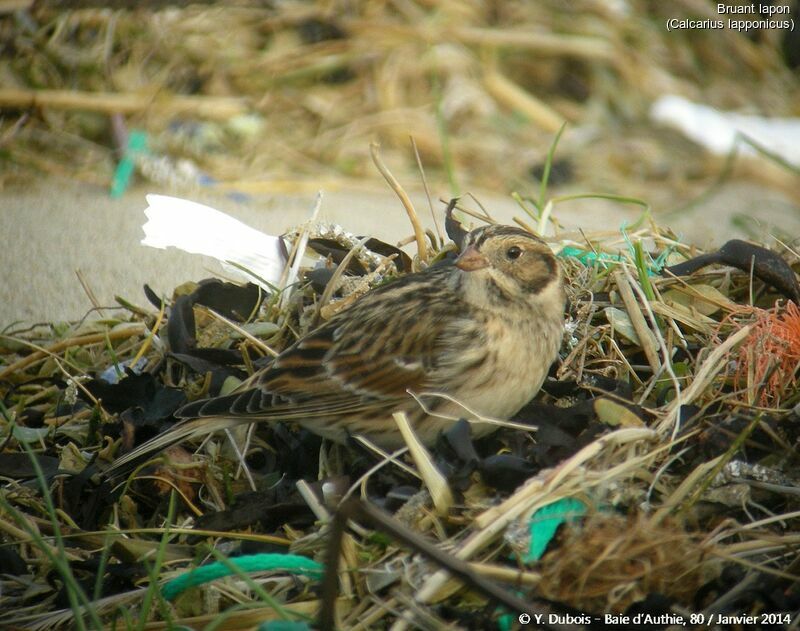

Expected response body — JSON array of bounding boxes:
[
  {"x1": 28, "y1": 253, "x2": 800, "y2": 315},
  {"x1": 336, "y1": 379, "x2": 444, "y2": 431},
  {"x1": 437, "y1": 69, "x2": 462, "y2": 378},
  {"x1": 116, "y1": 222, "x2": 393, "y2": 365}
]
[{"x1": 506, "y1": 246, "x2": 522, "y2": 260}]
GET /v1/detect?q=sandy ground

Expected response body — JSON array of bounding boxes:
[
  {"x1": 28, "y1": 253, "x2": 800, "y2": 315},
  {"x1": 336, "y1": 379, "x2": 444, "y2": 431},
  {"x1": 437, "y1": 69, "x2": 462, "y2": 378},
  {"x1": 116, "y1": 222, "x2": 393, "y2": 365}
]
[{"x1": 1, "y1": 175, "x2": 798, "y2": 326}]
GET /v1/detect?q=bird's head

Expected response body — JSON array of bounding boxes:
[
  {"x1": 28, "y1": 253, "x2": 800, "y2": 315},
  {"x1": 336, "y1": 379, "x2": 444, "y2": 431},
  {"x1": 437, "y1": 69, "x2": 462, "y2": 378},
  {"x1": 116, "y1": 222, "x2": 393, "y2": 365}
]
[{"x1": 455, "y1": 225, "x2": 564, "y2": 313}]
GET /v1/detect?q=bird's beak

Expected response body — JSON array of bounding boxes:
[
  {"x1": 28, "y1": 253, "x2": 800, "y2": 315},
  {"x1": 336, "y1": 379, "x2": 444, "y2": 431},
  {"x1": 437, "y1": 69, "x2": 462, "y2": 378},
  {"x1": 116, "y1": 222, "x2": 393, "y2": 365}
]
[{"x1": 455, "y1": 245, "x2": 489, "y2": 271}]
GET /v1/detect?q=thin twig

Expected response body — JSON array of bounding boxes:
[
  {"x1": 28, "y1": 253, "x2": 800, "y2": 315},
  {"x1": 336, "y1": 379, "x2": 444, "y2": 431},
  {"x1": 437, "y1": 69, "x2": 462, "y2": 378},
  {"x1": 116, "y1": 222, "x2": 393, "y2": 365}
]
[
  {"x1": 410, "y1": 136, "x2": 442, "y2": 244},
  {"x1": 0, "y1": 87, "x2": 247, "y2": 119},
  {"x1": 370, "y1": 142, "x2": 428, "y2": 263},
  {"x1": 0, "y1": 324, "x2": 146, "y2": 380}
]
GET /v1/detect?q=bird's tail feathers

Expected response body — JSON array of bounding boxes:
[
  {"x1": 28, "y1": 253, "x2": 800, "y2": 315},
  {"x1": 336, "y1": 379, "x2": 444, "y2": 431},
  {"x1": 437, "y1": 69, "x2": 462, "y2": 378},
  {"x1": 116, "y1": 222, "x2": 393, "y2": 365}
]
[{"x1": 103, "y1": 416, "x2": 252, "y2": 480}]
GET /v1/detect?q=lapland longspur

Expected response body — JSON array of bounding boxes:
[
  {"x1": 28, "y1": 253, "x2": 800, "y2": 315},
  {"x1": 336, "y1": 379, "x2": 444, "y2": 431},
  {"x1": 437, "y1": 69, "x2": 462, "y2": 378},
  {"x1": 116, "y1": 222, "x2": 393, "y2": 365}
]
[{"x1": 107, "y1": 224, "x2": 565, "y2": 474}]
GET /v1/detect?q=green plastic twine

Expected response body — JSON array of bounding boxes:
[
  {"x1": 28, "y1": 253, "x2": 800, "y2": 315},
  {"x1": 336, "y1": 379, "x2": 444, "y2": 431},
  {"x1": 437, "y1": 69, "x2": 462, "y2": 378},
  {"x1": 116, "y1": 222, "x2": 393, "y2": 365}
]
[
  {"x1": 524, "y1": 498, "x2": 587, "y2": 563},
  {"x1": 560, "y1": 222, "x2": 677, "y2": 277},
  {"x1": 161, "y1": 553, "x2": 324, "y2": 601},
  {"x1": 559, "y1": 246, "x2": 625, "y2": 268},
  {"x1": 110, "y1": 130, "x2": 148, "y2": 198}
]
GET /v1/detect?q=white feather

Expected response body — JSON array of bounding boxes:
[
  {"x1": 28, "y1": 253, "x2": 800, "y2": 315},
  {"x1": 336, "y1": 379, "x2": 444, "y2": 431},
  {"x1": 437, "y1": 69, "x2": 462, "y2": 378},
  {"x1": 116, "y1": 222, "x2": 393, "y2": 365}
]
[{"x1": 141, "y1": 194, "x2": 286, "y2": 289}]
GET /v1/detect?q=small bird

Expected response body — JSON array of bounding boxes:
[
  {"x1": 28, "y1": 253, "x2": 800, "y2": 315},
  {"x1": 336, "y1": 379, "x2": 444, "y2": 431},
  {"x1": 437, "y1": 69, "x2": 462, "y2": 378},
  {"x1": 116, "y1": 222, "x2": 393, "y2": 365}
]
[{"x1": 106, "y1": 224, "x2": 565, "y2": 475}]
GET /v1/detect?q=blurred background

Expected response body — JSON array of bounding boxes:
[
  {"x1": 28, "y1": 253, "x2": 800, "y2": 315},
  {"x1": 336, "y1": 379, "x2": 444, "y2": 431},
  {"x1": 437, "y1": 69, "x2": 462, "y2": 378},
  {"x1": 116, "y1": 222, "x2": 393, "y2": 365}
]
[{"x1": 1, "y1": 0, "x2": 799, "y2": 323}]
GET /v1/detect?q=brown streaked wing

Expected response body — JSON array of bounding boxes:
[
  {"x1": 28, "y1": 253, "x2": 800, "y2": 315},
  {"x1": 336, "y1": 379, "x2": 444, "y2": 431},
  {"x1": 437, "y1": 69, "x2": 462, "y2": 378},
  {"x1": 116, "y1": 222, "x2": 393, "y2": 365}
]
[{"x1": 184, "y1": 265, "x2": 465, "y2": 422}]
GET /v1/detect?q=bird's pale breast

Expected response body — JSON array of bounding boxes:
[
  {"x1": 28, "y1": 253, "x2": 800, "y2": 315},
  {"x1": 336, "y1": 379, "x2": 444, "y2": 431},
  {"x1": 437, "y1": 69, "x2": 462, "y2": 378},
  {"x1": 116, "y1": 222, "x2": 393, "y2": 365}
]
[{"x1": 455, "y1": 314, "x2": 561, "y2": 425}]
